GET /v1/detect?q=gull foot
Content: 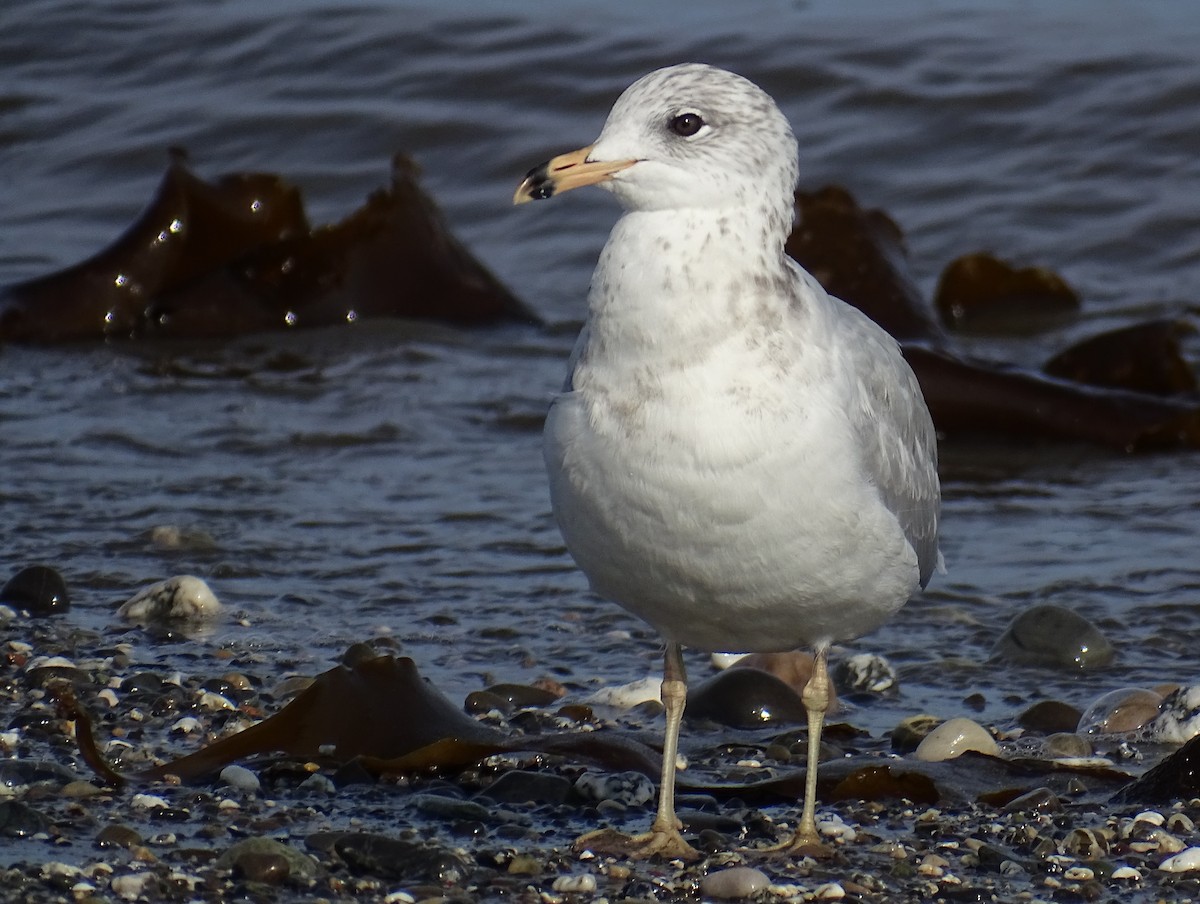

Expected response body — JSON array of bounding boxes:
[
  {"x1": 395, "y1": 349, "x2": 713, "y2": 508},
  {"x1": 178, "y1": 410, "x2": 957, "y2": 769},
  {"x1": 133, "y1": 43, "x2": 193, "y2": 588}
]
[
  {"x1": 747, "y1": 831, "x2": 834, "y2": 859},
  {"x1": 573, "y1": 826, "x2": 701, "y2": 861}
]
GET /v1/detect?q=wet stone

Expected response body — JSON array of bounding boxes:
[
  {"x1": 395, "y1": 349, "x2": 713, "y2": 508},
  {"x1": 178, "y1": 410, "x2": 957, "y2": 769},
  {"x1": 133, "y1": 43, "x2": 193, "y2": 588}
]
[
  {"x1": 892, "y1": 714, "x2": 941, "y2": 752},
  {"x1": 1148, "y1": 685, "x2": 1200, "y2": 743},
  {"x1": 0, "y1": 565, "x2": 70, "y2": 617},
  {"x1": 0, "y1": 759, "x2": 75, "y2": 788},
  {"x1": 1002, "y1": 787, "x2": 1062, "y2": 815},
  {"x1": 234, "y1": 851, "x2": 291, "y2": 884},
  {"x1": 1044, "y1": 732, "x2": 1093, "y2": 758},
  {"x1": 1018, "y1": 699, "x2": 1084, "y2": 735},
  {"x1": 482, "y1": 682, "x2": 561, "y2": 708},
  {"x1": 413, "y1": 793, "x2": 491, "y2": 822},
  {"x1": 215, "y1": 837, "x2": 318, "y2": 882},
  {"x1": 915, "y1": 717, "x2": 999, "y2": 762},
  {"x1": 117, "y1": 575, "x2": 221, "y2": 623},
  {"x1": 464, "y1": 689, "x2": 513, "y2": 716},
  {"x1": 686, "y1": 666, "x2": 807, "y2": 727},
  {"x1": 700, "y1": 865, "x2": 771, "y2": 899},
  {"x1": 993, "y1": 604, "x2": 1113, "y2": 669},
  {"x1": 0, "y1": 800, "x2": 52, "y2": 837},
  {"x1": 1079, "y1": 687, "x2": 1163, "y2": 735},
  {"x1": 479, "y1": 769, "x2": 572, "y2": 805},
  {"x1": 331, "y1": 832, "x2": 469, "y2": 883},
  {"x1": 1113, "y1": 734, "x2": 1200, "y2": 804},
  {"x1": 833, "y1": 652, "x2": 898, "y2": 693},
  {"x1": 95, "y1": 824, "x2": 144, "y2": 849},
  {"x1": 24, "y1": 664, "x2": 89, "y2": 689},
  {"x1": 573, "y1": 770, "x2": 655, "y2": 807}
]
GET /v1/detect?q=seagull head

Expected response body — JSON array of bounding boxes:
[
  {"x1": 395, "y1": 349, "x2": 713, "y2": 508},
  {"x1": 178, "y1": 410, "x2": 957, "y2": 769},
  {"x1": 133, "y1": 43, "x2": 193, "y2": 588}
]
[{"x1": 514, "y1": 63, "x2": 799, "y2": 218}]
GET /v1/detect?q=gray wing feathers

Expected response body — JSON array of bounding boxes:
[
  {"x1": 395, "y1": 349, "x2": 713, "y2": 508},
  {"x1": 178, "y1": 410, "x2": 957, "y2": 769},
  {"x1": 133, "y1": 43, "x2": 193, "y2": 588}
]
[{"x1": 839, "y1": 306, "x2": 942, "y2": 588}]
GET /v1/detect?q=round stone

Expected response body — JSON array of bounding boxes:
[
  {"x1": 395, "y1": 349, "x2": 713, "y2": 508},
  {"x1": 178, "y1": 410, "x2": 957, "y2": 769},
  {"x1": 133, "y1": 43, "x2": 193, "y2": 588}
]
[
  {"x1": 699, "y1": 866, "x2": 770, "y2": 899},
  {"x1": 993, "y1": 604, "x2": 1113, "y2": 669},
  {"x1": 0, "y1": 565, "x2": 70, "y2": 617},
  {"x1": 1078, "y1": 687, "x2": 1163, "y2": 735},
  {"x1": 915, "y1": 717, "x2": 999, "y2": 762}
]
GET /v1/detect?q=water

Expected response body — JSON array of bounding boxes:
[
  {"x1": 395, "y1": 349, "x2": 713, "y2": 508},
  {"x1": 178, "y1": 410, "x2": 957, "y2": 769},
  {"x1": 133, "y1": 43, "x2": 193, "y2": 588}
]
[{"x1": 3, "y1": 0, "x2": 1200, "y2": 734}]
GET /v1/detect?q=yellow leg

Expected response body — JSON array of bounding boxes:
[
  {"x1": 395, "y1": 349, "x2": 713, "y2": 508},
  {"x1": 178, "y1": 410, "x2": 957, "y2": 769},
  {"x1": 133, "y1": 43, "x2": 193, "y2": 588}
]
[
  {"x1": 792, "y1": 643, "x2": 831, "y2": 847},
  {"x1": 573, "y1": 642, "x2": 700, "y2": 861},
  {"x1": 755, "y1": 644, "x2": 833, "y2": 855}
]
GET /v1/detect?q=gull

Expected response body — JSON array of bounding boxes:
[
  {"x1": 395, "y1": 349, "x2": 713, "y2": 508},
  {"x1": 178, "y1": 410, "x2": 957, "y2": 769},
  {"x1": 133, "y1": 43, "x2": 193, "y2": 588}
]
[{"x1": 514, "y1": 62, "x2": 940, "y2": 860}]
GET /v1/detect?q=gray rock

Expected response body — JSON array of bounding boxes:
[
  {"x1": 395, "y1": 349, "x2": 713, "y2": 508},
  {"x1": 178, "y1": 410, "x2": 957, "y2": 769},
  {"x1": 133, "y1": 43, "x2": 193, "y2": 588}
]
[
  {"x1": 993, "y1": 604, "x2": 1113, "y2": 669},
  {"x1": 700, "y1": 866, "x2": 771, "y2": 899}
]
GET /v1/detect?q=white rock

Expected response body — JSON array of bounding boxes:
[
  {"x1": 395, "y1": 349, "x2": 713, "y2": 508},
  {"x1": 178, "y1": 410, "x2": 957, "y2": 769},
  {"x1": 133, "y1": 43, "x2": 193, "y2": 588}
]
[
  {"x1": 552, "y1": 874, "x2": 597, "y2": 893},
  {"x1": 28, "y1": 655, "x2": 76, "y2": 670},
  {"x1": 574, "y1": 771, "x2": 655, "y2": 807},
  {"x1": 117, "y1": 575, "x2": 221, "y2": 623},
  {"x1": 699, "y1": 866, "x2": 770, "y2": 899},
  {"x1": 198, "y1": 691, "x2": 235, "y2": 711},
  {"x1": 1111, "y1": 866, "x2": 1141, "y2": 880},
  {"x1": 815, "y1": 881, "x2": 847, "y2": 899},
  {"x1": 711, "y1": 651, "x2": 750, "y2": 669},
  {"x1": 915, "y1": 717, "x2": 1000, "y2": 762},
  {"x1": 585, "y1": 676, "x2": 663, "y2": 708},
  {"x1": 111, "y1": 873, "x2": 155, "y2": 900},
  {"x1": 1148, "y1": 686, "x2": 1200, "y2": 744},
  {"x1": 41, "y1": 862, "x2": 82, "y2": 881},
  {"x1": 131, "y1": 793, "x2": 169, "y2": 809},
  {"x1": 219, "y1": 764, "x2": 260, "y2": 793},
  {"x1": 1159, "y1": 847, "x2": 1200, "y2": 872},
  {"x1": 96, "y1": 688, "x2": 119, "y2": 708},
  {"x1": 818, "y1": 814, "x2": 857, "y2": 842},
  {"x1": 171, "y1": 716, "x2": 203, "y2": 735}
]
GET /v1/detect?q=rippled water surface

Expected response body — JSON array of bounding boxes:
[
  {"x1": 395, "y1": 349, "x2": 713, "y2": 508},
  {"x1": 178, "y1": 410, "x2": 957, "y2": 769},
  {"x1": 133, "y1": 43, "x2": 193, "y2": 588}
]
[{"x1": 3, "y1": 0, "x2": 1200, "y2": 732}]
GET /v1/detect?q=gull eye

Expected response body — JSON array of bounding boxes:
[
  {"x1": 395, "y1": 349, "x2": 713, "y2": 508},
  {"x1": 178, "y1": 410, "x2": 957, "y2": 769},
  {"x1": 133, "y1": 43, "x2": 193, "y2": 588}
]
[{"x1": 668, "y1": 112, "x2": 705, "y2": 137}]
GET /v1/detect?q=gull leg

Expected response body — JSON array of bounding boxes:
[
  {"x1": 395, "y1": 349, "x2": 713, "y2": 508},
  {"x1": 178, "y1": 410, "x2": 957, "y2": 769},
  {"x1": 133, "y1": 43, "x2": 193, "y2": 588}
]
[
  {"x1": 790, "y1": 643, "x2": 831, "y2": 850},
  {"x1": 573, "y1": 641, "x2": 700, "y2": 861},
  {"x1": 753, "y1": 644, "x2": 834, "y2": 855}
]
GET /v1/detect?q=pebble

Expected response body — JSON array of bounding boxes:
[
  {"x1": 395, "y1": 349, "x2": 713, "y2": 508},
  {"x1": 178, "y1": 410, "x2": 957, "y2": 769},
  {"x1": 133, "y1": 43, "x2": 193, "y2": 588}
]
[
  {"x1": 1158, "y1": 847, "x2": 1200, "y2": 872},
  {"x1": 1043, "y1": 732, "x2": 1093, "y2": 758},
  {"x1": 1018, "y1": 699, "x2": 1083, "y2": 735},
  {"x1": 891, "y1": 714, "x2": 941, "y2": 752},
  {"x1": 833, "y1": 652, "x2": 898, "y2": 693},
  {"x1": 686, "y1": 666, "x2": 808, "y2": 727},
  {"x1": 414, "y1": 794, "x2": 491, "y2": 822},
  {"x1": 96, "y1": 825, "x2": 144, "y2": 850},
  {"x1": 699, "y1": 866, "x2": 770, "y2": 899},
  {"x1": 814, "y1": 881, "x2": 846, "y2": 899},
  {"x1": 993, "y1": 603, "x2": 1113, "y2": 669},
  {"x1": 131, "y1": 793, "x2": 169, "y2": 810},
  {"x1": 219, "y1": 764, "x2": 261, "y2": 793},
  {"x1": 480, "y1": 769, "x2": 572, "y2": 805},
  {"x1": 573, "y1": 771, "x2": 655, "y2": 807},
  {"x1": 585, "y1": 676, "x2": 663, "y2": 708},
  {"x1": 0, "y1": 800, "x2": 53, "y2": 837},
  {"x1": 915, "y1": 717, "x2": 1000, "y2": 762},
  {"x1": 1148, "y1": 685, "x2": 1200, "y2": 743},
  {"x1": 111, "y1": 872, "x2": 156, "y2": 901},
  {"x1": 329, "y1": 832, "x2": 469, "y2": 883},
  {"x1": 117, "y1": 575, "x2": 221, "y2": 623},
  {"x1": 0, "y1": 565, "x2": 71, "y2": 617},
  {"x1": 1078, "y1": 687, "x2": 1163, "y2": 735},
  {"x1": 216, "y1": 837, "x2": 319, "y2": 882},
  {"x1": 552, "y1": 874, "x2": 597, "y2": 893}
]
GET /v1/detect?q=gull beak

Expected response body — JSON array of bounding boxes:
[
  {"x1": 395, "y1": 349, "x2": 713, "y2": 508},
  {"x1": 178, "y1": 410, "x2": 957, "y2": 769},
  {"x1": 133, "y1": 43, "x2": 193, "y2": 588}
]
[{"x1": 512, "y1": 145, "x2": 636, "y2": 205}]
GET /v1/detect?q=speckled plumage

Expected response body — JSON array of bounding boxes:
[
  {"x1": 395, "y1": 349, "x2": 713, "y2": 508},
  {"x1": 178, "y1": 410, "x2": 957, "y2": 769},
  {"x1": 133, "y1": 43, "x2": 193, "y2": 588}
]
[{"x1": 543, "y1": 64, "x2": 940, "y2": 653}]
